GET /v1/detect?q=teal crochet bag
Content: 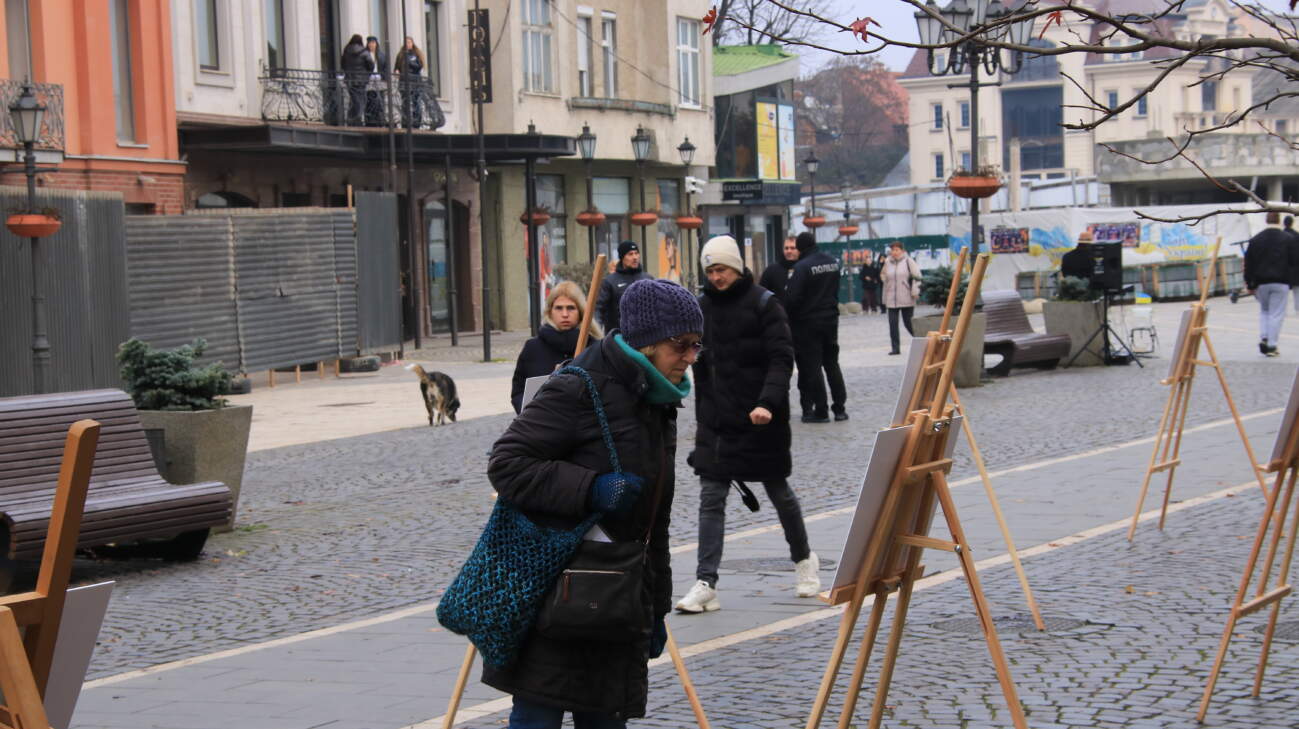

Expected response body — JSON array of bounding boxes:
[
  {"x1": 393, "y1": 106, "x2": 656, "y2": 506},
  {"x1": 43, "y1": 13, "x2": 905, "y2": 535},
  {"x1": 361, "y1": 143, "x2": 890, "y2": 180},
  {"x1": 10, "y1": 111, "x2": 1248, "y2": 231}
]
[{"x1": 436, "y1": 366, "x2": 621, "y2": 668}]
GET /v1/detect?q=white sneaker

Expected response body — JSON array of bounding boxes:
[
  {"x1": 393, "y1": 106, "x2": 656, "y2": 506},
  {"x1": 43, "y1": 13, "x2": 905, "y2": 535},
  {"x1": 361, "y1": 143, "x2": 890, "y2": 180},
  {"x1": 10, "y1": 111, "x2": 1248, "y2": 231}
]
[
  {"x1": 795, "y1": 552, "x2": 822, "y2": 597},
  {"x1": 675, "y1": 580, "x2": 720, "y2": 613}
]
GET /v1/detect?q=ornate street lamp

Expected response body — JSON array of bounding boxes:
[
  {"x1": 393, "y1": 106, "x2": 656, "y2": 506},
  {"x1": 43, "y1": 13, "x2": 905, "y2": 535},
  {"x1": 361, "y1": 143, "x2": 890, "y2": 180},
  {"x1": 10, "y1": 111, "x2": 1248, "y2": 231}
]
[
  {"x1": 676, "y1": 137, "x2": 701, "y2": 290},
  {"x1": 803, "y1": 152, "x2": 825, "y2": 229},
  {"x1": 575, "y1": 123, "x2": 603, "y2": 262},
  {"x1": 630, "y1": 125, "x2": 656, "y2": 250},
  {"x1": 915, "y1": 0, "x2": 1033, "y2": 262},
  {"x1": 7, "y1": 84, "x2": 57, "y2": 394}
]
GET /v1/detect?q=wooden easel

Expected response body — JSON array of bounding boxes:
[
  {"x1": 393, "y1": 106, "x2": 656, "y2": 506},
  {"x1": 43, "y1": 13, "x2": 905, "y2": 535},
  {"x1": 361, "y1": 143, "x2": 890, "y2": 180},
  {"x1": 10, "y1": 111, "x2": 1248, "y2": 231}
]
[
  {"x1": 914, "y1": 248, "x2": 1044, "y2": 630},
  {"x1": 0, "y1": 418, "x2": 100, "y2": 728},
  {"x1": 1197, "y1": 383, "x2": 1299, "y2": 720},
  {"x1": 1128, "y1": 238, "x2": 1268, "y2": 540},
  {"x1": 808, "y1": 254, "x2": 1028, "y2": 729},
  {"x1": 443, "y1": 258, "x2": 711, "y2": 729}
]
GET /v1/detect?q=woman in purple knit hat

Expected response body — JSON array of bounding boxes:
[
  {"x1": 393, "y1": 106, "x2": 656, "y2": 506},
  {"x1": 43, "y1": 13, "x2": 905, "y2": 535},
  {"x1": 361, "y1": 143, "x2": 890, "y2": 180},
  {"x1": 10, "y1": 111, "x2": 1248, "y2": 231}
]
[{"x1": 486, "y1": 279, "x2": 702, "y2": 728}]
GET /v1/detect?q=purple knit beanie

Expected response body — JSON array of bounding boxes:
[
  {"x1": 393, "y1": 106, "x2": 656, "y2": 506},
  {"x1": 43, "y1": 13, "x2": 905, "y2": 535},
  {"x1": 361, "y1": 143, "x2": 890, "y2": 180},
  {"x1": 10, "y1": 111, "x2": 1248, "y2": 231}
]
[{"x1": 619, "y1": 279, "x2": 704, "y2": 349}]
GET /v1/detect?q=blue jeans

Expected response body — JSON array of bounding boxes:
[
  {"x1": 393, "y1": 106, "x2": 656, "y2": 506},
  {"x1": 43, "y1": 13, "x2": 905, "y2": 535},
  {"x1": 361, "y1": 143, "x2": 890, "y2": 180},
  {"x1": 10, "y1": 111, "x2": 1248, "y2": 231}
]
[{"x1": 509, "y1": 697, "x2": 626, "y2": 729}]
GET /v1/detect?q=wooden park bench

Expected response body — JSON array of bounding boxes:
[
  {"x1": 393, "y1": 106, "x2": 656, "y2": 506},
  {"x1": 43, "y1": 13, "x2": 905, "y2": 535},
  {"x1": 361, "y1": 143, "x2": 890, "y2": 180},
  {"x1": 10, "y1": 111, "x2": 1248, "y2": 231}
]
[
  {"x1": 981, "y1": 290, "x2": 1072, "y2": 376},
  {"x1": 0, "y1": 389, "x2": 232, "y2": 572}
]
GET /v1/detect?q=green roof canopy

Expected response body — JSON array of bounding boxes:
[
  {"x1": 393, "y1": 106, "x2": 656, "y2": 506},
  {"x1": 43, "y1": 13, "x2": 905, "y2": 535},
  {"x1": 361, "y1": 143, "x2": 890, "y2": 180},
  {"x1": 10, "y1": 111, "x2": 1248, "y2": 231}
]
[{"x1": 713, "y1": 45, "x2": 797, "y2": 77}]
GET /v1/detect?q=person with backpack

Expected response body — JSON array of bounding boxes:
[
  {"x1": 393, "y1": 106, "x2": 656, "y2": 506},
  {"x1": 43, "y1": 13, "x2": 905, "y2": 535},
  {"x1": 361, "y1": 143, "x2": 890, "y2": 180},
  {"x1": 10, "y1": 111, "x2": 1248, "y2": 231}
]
[
  {"x1": 881, "y1": 241, "x2": 922, "y2": 355},
  {"x1": 674, "y1": 236, "x2": 820, "y2": 615}
]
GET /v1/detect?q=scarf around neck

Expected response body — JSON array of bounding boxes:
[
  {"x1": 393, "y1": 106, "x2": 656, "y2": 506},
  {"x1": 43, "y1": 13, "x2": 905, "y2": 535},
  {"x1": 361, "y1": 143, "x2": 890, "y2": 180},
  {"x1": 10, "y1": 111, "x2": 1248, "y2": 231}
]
[{"x1": 613, "y1": 334, "x2": 691, "y2": 404}]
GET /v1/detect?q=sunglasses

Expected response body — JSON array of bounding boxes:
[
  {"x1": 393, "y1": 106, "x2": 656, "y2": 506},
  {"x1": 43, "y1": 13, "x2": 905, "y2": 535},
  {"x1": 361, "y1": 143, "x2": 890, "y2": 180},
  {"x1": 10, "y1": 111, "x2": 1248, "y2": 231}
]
[{"x1": 666, "y1": 336, "x2": 705, "y2": 355}]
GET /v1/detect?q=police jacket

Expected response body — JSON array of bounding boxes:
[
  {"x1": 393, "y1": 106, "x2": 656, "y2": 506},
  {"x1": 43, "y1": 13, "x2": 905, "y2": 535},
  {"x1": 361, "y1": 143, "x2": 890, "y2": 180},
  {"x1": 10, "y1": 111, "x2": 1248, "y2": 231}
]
[{"x1": 784, "y1": 244, "x2": 841, "y2": 321}]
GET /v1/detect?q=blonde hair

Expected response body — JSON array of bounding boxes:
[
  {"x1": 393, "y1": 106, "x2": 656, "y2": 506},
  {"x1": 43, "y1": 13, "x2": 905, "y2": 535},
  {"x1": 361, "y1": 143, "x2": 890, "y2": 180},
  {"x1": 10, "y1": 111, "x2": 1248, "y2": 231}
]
[{"x1": 545, "y1": 281, "x2": 603, "y2": 339}]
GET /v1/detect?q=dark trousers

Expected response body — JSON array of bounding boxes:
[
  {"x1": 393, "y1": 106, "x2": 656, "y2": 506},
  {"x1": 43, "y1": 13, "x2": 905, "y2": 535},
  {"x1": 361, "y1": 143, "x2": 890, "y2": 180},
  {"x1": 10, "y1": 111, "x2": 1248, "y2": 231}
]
[
  {"x1": 509, "y1": 697, "x2": 625, "y2": 729},
  {"x1": 888, "y1": 306, "x2": 915, "y2": 353},
  {"x1": 346, "y1": 83, "x2": 366, "y2": 126},
  {"x1": 792, "y1": 317, "x2": 847, "y2": 416},
  {"x1": 697, "y1": 477, "x2": 811, "y2": 587},
  {"x1": 861, "y1": 285, "x2": 880, "y2": 313}
]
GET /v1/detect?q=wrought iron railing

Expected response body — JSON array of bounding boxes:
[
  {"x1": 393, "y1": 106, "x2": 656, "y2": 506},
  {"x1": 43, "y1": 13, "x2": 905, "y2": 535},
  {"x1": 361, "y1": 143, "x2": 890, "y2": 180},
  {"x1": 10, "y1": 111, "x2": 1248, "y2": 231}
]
[
  {"x1": 259, "y1": 66, "x2": 445, "y2": 131},
  {"x1": 0, "y1": 80, "x2": 65, "y2": 151}
]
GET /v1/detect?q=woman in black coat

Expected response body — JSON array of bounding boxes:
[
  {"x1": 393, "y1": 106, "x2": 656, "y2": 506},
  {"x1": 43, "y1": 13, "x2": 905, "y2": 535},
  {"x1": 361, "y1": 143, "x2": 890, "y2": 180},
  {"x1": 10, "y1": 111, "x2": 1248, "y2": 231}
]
[
  {"x1": 859, "y1": 254, "x2": 882, "y2": 313},
  {"x1": 486, "y1": 279, "x2": 703, "y2": 728},
  {"x1": 511, "y1": 281, "x2": 602, "y2": 413},
  {"x1": 393, "y1": 36, "x2": 426, "y2": 128},
  {"x1": 675, "y1": 235, "x2": 819, "y2": 616},
  {"x1": 340, "y1": 34, "x2": 368, "y2": 126}
]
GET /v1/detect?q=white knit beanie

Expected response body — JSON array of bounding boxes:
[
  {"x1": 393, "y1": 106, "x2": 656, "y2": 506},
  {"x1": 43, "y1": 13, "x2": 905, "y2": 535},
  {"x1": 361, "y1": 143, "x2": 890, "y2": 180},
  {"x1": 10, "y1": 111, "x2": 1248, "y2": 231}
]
[{"x1": 700, "y1": 235, "x2": 744, "y2": 273}]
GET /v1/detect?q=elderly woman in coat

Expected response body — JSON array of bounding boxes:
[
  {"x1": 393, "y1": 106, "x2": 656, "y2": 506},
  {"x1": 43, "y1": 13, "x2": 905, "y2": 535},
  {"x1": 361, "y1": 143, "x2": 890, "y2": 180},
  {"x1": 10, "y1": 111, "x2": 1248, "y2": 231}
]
[
  {"x1": 881, "y1": 241, "x2": 923, "y2": 355},
  {"x1": 486, "y1": 279, "x2": 703, "y2": 728}
]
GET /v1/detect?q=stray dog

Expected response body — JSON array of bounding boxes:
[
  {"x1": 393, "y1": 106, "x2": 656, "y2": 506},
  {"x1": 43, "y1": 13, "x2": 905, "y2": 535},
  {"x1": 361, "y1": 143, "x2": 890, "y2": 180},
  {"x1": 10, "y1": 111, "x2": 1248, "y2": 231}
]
[{"x1": 405, "y1": 364, "x2": 460, "y2": 426}]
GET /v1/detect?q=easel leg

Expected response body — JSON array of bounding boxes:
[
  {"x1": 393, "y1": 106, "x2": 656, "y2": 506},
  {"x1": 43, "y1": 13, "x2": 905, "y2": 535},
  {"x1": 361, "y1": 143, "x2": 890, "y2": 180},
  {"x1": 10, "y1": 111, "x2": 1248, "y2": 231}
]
[
  {"x1": 1201, "y1": 334, "x2": 1269, "y2": 496},
  {"x1": 1130, "y1": 380, "x2": 1180, "y2": 540},
  {"x1": 442, "y1": 643, "x2": 476, "y2": 729},
  {"x1": 835, "y1": 588, "x2": 889, "y2": 729},
  {"x1": 665, "y1": 626, "x2": 711, "y2": 729},
  {"x1": 1252, "y1": 467, "x2": 1299, "y2": 696},
  {"x1": 864, "y1": 569, "x2": 920, "y2": 729},
  {"x1": 807, "y1": 592, "x2": 871, "y2": 729},
  {"x1": 1158, "y1": 375, "x2": 1197, "y2": 531}
]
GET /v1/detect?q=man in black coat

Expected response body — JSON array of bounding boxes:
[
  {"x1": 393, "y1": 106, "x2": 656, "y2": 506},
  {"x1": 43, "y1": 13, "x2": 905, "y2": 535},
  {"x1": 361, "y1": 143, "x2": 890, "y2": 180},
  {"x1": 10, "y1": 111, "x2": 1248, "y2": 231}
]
[
  {"x1": 758, "y1": 235, "x2": 799, "y2": 303},
  {"x1": 596, "y1": 241, "x2": 651, "y2": 331},
  {"x1": 1246, "y1": 211, "x2": 1298, "y2": 356},
  {"x1": 1285, "y1": 216, "x2": 1299, "y2": 314},
  {"x1": 675, "y1": 235, "x2": 819, "y2": 614},
  {"x1": 785, "y1": 231, "x2": 848, "y2": 423}
]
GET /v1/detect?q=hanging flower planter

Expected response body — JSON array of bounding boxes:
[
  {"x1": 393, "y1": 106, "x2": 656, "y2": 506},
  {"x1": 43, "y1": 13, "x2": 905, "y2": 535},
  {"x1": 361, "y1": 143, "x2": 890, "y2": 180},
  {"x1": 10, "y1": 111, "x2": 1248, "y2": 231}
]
[
  {"x1": 838, "y1": 224, "x2": 859, "y2": 238},
  {"x1": 947, "y1": 174, "x2": 1002, "y2": 199},
  {"x1": 803, "y1": 215, "x2": 827, "y2": 229},
  {"x1": 576, "y1": 209, "x2": 606, "y2": 227},
  {"x1": 6, "y1": 212, "x2": 61, "y2": 238},
  {"x1": 675, "y1": 215, "x2": 703, "y2": 230},
  {"x1": 629, "y1": 211, "x2": 659, "y2": 227},
  {"x1": 519, "y1": 209, "x2": 551, "y2": 226}
]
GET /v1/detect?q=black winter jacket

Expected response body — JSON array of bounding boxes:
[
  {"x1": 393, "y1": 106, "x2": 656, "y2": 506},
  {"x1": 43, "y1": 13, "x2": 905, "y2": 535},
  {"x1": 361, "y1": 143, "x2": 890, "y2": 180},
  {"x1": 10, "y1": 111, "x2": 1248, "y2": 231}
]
[
  {"x1": 758, "y1": 259, "x2": 796, "y2": 302},
  {"x1": 1245, "y1": 226, "x2": 1298, "y2": 289},
  {"x1": 484, "y1": 336, "x2": 676, "y2": 719},
  {"x1": 785, "y1": 244, "x2": 841, "y2": 321},
  {"x1": 395, "y1": 49, "x2": 423, "y2": 75},
  {"x1": 1286, "y1": 229, "x2": 1299, "y2": 287},
  {"x1": 692, "y1": 273, "x2": 794, "y2": 481},
  {"x1": 510, "y1": 325, "x2": 586, "y2": 413},
  {"x1": 860, "y1": 260, "x2": 881, "y2": 286},
  {"x1": 595, "y1": 265, "x2": 651, "y2": 330},
  {"x1": 341, "y1": 41, "x2": 369, "y2": 76}
]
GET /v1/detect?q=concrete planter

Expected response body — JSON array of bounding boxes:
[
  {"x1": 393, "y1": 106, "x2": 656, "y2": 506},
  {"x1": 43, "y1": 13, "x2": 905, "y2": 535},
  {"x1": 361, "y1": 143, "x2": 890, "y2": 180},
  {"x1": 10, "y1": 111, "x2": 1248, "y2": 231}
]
[
  {"x1": 138, "y1": 405, "x2": 253, "y2": 531},
  {"x1": 1043, "y1": 300, "x2": 1104, "y2": 367},
  {"x1": 912, "y1": 311, "x2": 986, "y2": 388}
]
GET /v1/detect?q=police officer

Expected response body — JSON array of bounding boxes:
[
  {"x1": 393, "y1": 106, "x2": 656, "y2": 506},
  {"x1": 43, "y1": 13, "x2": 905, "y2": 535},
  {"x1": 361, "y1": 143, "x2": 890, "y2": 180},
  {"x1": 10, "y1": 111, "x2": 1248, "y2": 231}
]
[{"x1": 785, "y1": 232, "x2": 848, "y2": 423}]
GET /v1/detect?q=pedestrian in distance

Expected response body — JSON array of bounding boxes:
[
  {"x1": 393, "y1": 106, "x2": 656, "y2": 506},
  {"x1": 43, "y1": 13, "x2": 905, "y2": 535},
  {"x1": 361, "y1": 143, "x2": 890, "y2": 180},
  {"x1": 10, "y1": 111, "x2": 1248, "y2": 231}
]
[
  {"x1": 1284, "y1": 215, "x2": 1299, "y2": 313},
  {"x1": 509, "y1": 281, "x2": 602, "y2": 413},
  {"x1": 393, "y1": 36, "x2": 426, "y2": 129},
  {"x1": 341, "y1": 34, "x2": 369, "y2": 126},
  {"x1": 859, "y1": 251, "x2": 883, "y2": 313},
  {"x1": 785, "y1": 231, "x2": 848, "y2": 423},
  {"x1": 1245, "y1": 211, "x2": 1299, "y2": 357},
  {"x1": 363, "y1": 36, "x2": 387, "y2": 127},
  {"x1": 595, "y1": 241, "x2": 651, "y2": 332},
  {"x1": 675, "y1": 235, "x2": 820, "y2": 615},
  {"x1": 758, "y1": 235, "x2": 800, "y2": 304},
  {"x1": 486, "y1": 279, "x2": 703, "y2": 728},
  {"x1": 881, "y1": 241, "x2": 922, "y2": 355}
]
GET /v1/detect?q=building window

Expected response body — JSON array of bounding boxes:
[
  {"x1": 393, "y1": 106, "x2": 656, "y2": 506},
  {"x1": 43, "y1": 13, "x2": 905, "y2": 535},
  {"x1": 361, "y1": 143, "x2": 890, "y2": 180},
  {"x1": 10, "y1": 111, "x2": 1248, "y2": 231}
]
[
  {"x1": 537, "y1": 174, "x2": 567, "y2": 266},
  {"x1": 264, "y1": 0, "x2": 286, "y2": 70},
  {"x1": 934, "y1": 152, "x2": 944, "y2": 179},
  {"x1": 1202, "y1": 80, "x2": 1217, "y2": 111},
  {"x1": 1106, "y1": 90, "x2": 1118, "y2": 111},
  {"x1": 1278, "y1": 119, "x2": 1288, "y2": 135},
  {"x1": 196, "y1": 0, "x2": 220, "y2": 70},
  {"x1": 111, "y1": 0, "x2": 137, "y2": 142},
  {"x1": 523, "y1": 0, "x2": 555, "y2": 93},
  {"x1": 959, "y1": 101, "x2": 970, "y2": 129},
  {"x1": 5, "y1": 0, "x2": 31, "y2": 82},
  {"x1": 601, "y1": 15, "x2": 617, "y2": 98},
  {"x1": 932, "y1": 103, "x2": 943, "y2": 130},
  {"x1": 960, "y1": 151, "x2": 971, "y2": 171},
  {"x1": 1135, "y1": 93, "x2": 1147, "y2": 117},
  {"x1": 577, "y1": 14, "x2": 593, "y2": 96},
  {"x1": 424, "y1": 1, "x2": 441, "y2": 96},
  {"x1": 593, "y1": 176, "x2": 631, "y2": 261},
  {"x1": 677, "y1": 18, "x2": 701, "y2": 107},
  {"x1": 370, "y1": 0, "x2": 389, "y2": 45}
]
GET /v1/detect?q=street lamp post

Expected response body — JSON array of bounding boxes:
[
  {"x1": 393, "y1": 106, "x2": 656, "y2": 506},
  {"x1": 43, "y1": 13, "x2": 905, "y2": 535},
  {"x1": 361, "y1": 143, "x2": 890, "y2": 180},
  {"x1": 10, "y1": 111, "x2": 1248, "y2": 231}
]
[
  {"x1": 577, "y1": 123, "x2": 597, "y2": 262},
  {"x1": 914, "y1": 0, "x2": 1035, "y2": 261},
  {"x1": 631, "y1": 125, "x2": 652, "y2": 252},
  {"x1": 805, "y1": 153, "x2": 819, "y2": 219},
  {"x1": 677, "y1": 137, "x2": 696, "y2": 289},
  {"x1": 10, "y1": 85, "x2": 51, "y2": 394}
]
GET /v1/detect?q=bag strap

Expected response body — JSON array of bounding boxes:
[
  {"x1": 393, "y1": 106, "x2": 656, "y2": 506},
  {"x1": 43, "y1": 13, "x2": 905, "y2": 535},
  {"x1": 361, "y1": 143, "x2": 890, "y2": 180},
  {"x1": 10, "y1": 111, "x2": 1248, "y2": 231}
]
[{"x1": 554, "y1": 365, "x2": 622, "y2": 475}]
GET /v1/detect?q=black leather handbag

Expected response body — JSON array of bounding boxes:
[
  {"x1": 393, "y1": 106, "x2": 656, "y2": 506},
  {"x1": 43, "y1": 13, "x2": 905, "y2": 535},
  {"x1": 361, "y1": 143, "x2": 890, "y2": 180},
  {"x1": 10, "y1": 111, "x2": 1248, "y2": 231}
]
[{"x1": 535, "y1": 538, "x2": 650, "y2": 643}]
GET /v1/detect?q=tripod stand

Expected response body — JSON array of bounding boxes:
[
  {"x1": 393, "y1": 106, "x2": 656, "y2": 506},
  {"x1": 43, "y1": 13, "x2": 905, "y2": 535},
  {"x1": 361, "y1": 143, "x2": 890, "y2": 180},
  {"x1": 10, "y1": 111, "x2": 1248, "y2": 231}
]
[{"x1": 1064, "y1": 287, "x2": 1143, "y2": 368}]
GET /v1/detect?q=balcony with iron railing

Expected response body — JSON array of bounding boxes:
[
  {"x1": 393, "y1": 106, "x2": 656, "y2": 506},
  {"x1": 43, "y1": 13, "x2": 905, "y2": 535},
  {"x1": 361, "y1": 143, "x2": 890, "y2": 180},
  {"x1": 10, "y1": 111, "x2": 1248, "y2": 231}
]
[
  {"x1": 259, "y1": 66, "x2": 446, "y2": 131},
  {"x1": 0, "y1": 79, "x2": 65, "y2": 163}
]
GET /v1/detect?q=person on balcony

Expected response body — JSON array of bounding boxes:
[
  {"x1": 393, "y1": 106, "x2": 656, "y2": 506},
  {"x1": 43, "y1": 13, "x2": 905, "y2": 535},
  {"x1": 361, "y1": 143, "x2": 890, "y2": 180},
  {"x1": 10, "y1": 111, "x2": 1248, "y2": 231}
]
[
  {"x1": 364, "y1": 36, "x2": 387, "y2": 127},
  {"x1": 341, "y1": 34, "x2": 368, "y2": 127},
  {"x1": 393, "y1": 36, "x2": 426, "y2": 129}
]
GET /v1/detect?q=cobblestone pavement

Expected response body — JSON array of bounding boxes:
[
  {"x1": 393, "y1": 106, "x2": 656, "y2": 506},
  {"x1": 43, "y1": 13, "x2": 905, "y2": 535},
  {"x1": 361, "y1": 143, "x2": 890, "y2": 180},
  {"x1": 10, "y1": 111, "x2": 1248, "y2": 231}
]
[
  {"x1": 51, "y1": 309, "x2": 1296, "y2": 679},
  {"x1": 626, "y1": 491, "x2": 1299, "y2": 729}
]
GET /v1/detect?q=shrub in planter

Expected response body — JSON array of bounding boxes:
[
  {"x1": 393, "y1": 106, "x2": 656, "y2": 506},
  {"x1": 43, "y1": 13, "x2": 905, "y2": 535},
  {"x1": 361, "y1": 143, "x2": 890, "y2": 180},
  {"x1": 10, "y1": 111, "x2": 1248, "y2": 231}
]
[
  {"x1": 918, "y1": 265, "x2": 969, "y2": 312},
  {"x1": 1055, "y1": 276, "x2": 1098, "y2": 303},
  {"x1": 117, "y1": 338, "x2": 232, "y2": 411},
  {"x1": 912, "y1": 265, "x2": 984, "y2": 387}
]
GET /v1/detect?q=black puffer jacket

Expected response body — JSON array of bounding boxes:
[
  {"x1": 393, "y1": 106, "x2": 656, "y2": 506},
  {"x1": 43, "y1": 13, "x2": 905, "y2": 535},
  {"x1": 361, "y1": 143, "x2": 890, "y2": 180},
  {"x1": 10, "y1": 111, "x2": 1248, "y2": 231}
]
[
  {"x1": 692, "y1": 273, "x2": 794, "y2": 481},
  {"x1": 758, "y1": 259, "x2": 796, "y2": 303},
  {"x1": 510, "y1": 325, "x2": 584, "y2": 413},
  {"x1": 596, "y1": 265, "x2": 651, "y2": 330},
  {"x1": 1246, "y1": 226, "x2": 1297, "y2": 288},
  {"x1": 484, "y1": 335, "x2": 676, "y2": 719},
  {"x1": 341, "y1": 40, "x2": 369, "y2": 76},
  {"x1": 785, "y1": 244, "x2": 841, "y2": 321}
]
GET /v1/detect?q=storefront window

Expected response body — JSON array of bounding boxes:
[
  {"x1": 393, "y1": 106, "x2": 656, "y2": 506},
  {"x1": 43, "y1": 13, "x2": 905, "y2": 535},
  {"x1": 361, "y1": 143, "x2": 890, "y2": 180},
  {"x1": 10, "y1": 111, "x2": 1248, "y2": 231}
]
[
  {"x1": 593, "y1": 177, "x2": 630, "y2": 263},
  {"x1": 655, "y1": 179, "x2": 681, "y2": 282}
]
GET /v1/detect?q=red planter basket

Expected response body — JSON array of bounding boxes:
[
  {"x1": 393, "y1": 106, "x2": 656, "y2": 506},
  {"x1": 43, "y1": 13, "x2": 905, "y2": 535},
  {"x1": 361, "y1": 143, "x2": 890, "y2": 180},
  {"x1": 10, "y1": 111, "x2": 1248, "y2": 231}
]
[
  {"x1": 947, "y1": 176, "x2": 1002, "y2": 199},
  {"x1": 629, "y1": 212, "x2": 659, "y2": 227},
  {"x1": 675, "y1": 215, "x2": 703, "y2": 230},
  {"x1": 576, "y1": 210, "x2": 606, "y2": 227},
  {"x1": 519, "y1": 210, "x2": 551, "y2": 226},
  {"x1": 803, "y1": 215, "x2": 827, "y2": 229},
  {"x1": 838, "y1": 224, "x2": 859, "y2": 238},
  {"x1": 5, "y1": 214, "x2": 61, "y2": 238}
]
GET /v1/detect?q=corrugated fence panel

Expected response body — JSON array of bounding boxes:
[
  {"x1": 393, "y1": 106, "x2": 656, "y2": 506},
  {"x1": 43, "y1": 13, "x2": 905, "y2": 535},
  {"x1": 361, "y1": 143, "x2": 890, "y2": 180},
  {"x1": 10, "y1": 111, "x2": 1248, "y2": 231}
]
[
  {"x1": 354, "y1": 191, "x2": 401, "y2": 354},
  {"x1": 124, "y1": 215, "x2": 241, "y2": 371},
  {"x1": 0, "y1": 186, "x2": 130, "y2": 397},
  {"x1": 232, "y1": 212, "x2": 346, "y2": 371},
  {"x1": 333, "y1": 211, "x2": 359, "y2": 355}
]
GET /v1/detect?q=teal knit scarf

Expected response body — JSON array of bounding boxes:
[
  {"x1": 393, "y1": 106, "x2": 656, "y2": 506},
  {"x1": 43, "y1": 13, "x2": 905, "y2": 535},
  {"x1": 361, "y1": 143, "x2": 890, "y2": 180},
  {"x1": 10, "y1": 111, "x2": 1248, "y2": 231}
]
[{"x1": 614, "y1": 334, "x2": 692, "y2": 404}]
